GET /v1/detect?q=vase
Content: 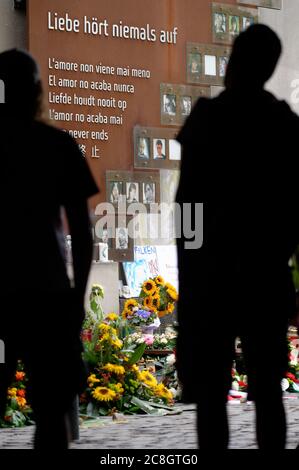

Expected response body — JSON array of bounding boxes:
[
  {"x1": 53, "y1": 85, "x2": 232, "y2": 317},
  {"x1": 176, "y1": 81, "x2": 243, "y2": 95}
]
[{"x1": 141, "y1": 325, "x2": 156, "y2": 335}]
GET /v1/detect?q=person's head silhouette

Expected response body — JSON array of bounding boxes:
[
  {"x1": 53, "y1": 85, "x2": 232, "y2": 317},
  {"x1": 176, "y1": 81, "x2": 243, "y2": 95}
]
[
  {"x1": 0, "y1": 48, "x2": 42, "y2": 120},
  {"x1": 225, "y1": 24, "x2": 282, "y2": 91}
]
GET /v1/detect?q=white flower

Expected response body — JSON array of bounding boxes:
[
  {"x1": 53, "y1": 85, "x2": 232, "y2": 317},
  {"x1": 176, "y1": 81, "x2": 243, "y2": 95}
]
[
  {"x1": 281, "y1": 378, "x2": 290, "y2": 392},
  {"x1": 160, "y1": 338, "x2": 168, "y2": 345},
  {"x1": 166, "y1": 354, "x2": 176, "y2": 366}
]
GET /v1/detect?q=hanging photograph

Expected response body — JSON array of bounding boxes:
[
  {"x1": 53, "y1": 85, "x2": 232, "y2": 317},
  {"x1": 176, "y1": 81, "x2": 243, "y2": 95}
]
[
  {"x1": 109, "y1": 181, "x2": 123, "y2": 204},
  {"x1": 237, "y1": 0, "x2": 281, "y2": 10},
  {"x1": 134, "y1": 126, "x2": 182, "y2": 170},
  {"x1": 187, "y1": 52, "x2": 202, "y2": 78},
  {"x1": 143, "y1": 182, "x2": 156, "y2": 204},
  {"x1": 169, "y1": 139, "x2": 182, "y2": 161},
  {"x1": 126, "y1": 182, "x2": 139, "y2": 203},
  {"x1": 160, "y1": 83, "x2": 210, "y2": 126},
  {"x1": 153, "y1": 138, "x2": 166, "y2": 160},
  {"x1": 187, "y1": 43, "x2": 232, "y2": 86},
  {"x1": 137, "y1": 137, "x2": 150, "y2": 159},
  {"x1": 212, "y1": 3, "x2": 258, "y2": 45},
  {"x1": 116, "y1": 227, "x2": 129, "y2": 250}
]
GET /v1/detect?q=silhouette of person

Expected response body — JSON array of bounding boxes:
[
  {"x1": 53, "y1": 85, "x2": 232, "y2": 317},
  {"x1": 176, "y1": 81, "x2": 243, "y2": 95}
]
[
  {"x1": 176, "y1": 24, "x2": 299, "y2": 449},
  {"x1": 0, "y1": 49, "x2": 98, "y2": 449}
]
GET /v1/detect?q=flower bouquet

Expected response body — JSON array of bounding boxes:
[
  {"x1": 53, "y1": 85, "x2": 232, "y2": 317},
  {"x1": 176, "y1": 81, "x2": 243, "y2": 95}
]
[
  {"x1": 139, "y1": 276, "x2": 178, "y2": 318},
  {"x1": 122, "y1": 299, "x2": 161, "y2": 334}
]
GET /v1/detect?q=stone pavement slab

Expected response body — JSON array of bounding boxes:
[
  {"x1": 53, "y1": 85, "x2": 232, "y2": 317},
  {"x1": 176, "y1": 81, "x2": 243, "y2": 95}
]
[{"x1": 0, "y1": 400, "x2": 298, "y2": 450}]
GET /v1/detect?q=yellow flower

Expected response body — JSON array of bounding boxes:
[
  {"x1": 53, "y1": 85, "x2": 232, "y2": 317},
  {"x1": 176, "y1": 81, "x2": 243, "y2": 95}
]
[
  {"x1": 167, "y1": 302, "x2": 175, "y2": 313},
  {"x1": 142, "y1": 279, "x2": 156, "y2": 296},
  {"x1": 154, "y1": 275, "x2": 165, "y2": 286},
  {"x1": 158, "y1": 309, "x2": 169, "y2": 318},
  {"x1": 88, "y1": 374, "x2": 100, "y2": 387},
  {"x1": 151, "y1": 294, "x2": 160, "y2": 310},
  {"x1": 138, "y1": 370, "x2": 158, "y2": 388},
  {"x1": 122, "y1": 308, "x2": 133, "y2": 320},
  {"x1": 106, "y1": 313, "x2": 118, "y2": 322},
  {"x1": 166, "y1": 289, "x2": 178, "y2": 301},
  {"x1": 103, "y1": 364, "x2": 125, "y2": 375},
  {"x1": 166, "y1": 282, "x2": 176, "y2": 291},
  {"x1": 16, "y1": 396, "x2": 27, "y2": 408},
  {"x1": 112, "y1": 338, "x2": 123, "y2": 349},
  {"x1": 99, "y1": 333, "x2": 111, "y2": 343},
  {"x1": 124, "y1": 299, "x2": 138, "y2": 311},
  {"x1": 143, "y1": 296, "x2": 153, "y2": 308},
  {"x1": 154, "y1": 383, "x2": 173, "y2": 401},
  {"x1": 92, "y1": 387, "x2": 117, "y2": 402},
  {"x1": 99, "y1": 323, "x2": 110, "y2": 333},
  {"x1": 7, "y1": 388, "x2": 17, "y2": 398},
  {"x1": 130, "y1": 364, "x2": 140, "y2": 374}
]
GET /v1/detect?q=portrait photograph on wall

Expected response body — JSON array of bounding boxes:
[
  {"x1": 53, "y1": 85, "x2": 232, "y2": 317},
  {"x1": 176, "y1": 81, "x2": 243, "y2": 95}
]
[
  {"x1": 187, "y1": 42, "x2": 232, "y2": 85},
  {"x1": 212, "y1": 3, "x2": 258, "y2": 45},
  {"x1": 134, "y1": 126, "x2": 182, "y2": 170}
]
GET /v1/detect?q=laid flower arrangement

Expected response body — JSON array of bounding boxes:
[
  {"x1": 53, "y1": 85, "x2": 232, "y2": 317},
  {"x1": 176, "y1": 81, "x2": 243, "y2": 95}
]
[
  {"x1": 81, "y1": 309, "x2": 174, "y2": 416},
  {"x1": 122, "y1": 299, "x2": 160, "y2": 329},
  {"x1": 139, "y1": 276, "x2": 178, "y2": 318},
  {"x1": 231, "y1": 365, "x2": 248, "y2": 393},
  {"x1": 281, "y1": 339, "x2": 299, "y2": 393},
  {"x1": 0, "y1": 362, "x2": 33, "y2": 428},
  {"x1": 125, "y1": 328, "x2": 177, "y2": 351}
]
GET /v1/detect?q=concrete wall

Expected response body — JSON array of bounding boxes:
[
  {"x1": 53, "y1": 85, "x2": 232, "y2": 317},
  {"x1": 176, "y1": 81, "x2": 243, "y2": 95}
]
[
  {"x1": 260, "y1": 0, "x2": 299, "y2": 114},
  {"x1": 0, "y1": 0, "x2": 26, "y2": 52}
]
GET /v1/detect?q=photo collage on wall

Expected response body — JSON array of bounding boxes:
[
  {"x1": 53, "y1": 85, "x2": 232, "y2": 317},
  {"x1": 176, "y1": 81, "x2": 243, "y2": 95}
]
[
  {"x1": 237, "y1": 0, "x2": 281, "y2": 10},
  {"x1": 134, "y1": 126, "x2": 182, "y2": 170},
  {"x1": 186, "y1": 42, "x2": 232, "y2": 86},
  {"x1": 161, "y1": 83, "x2": 211, "y2": 126},
  {"x1": 212, "y1": 3, "x2": 258, "y2": 45}
]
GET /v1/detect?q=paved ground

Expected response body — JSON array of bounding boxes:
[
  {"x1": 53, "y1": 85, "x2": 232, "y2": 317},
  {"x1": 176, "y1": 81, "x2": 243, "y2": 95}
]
[{"x1": 0, "y1": 399, "x2": 298, "y2": 450}]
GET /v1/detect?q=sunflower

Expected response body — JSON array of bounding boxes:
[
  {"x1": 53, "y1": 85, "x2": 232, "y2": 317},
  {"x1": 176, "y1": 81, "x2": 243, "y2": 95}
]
[
  {"x1": 103, "y1": 364, "x2": 125, "y2": 375},
  {"x1": 130, "y1": 364, "x2": 140, "y2": 374},
  {"x1": 98, "y1": 323, "x2": 110, "y2": 333},
  {"x1": 154, "y1": 383, "x2": 173, "y2": 401},
  {"x1": 154, "y1": 275, "x2": 165, "y2": 286},
  {"x1": 151, "y1": 294, "x2": 160, "y2": 310},
  {"x1": 138, "y1": 370, "x2": 158, "y2": 388},
  {"x1": 112, "y1": 338, "x2": 123, "y2": 349},
  {"x1": 142, "y1": 279, "x2": 156, "y2": 296},
  {"x1": 99, "y1": 333, "x2": 111, "y2": 343},
  {"x1": 92, "y1": 387, "x2": 117, "y2": 402},
  {"x1": 124, "y1": 299, "x2": 138, "y2": 311},
  {"x1": 165, "y1": 282, "x2": 176, "y2": 291},
  {"x1": 167, "y1": 302, "x2": 175, "y2": 314},
  {"x1": 122, "y1": 308, "x2": 133, "y2": 320},
  {"x1": 166, "y1": 288, "x2": 178, "y2": 301},
  {"x1": 142, "y1": 296, "x2": 153, "y2": 308},
  {"x1": 106, "y1": 313, "x2": 118, "y2": 322}
]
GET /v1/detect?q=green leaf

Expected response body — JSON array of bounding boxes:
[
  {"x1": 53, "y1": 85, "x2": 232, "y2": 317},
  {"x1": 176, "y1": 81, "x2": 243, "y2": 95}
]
[{"x1": 128, "y1": 343, "x2": 146, "y2": 365}]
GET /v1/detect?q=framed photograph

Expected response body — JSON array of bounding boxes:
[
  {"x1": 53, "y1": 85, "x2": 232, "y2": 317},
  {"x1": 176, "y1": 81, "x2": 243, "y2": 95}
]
[
  {"x1": 161, "y1": 83, "x2": 210, "y2": 126},
  {"x1": 163, "y1": 93, "x2": 177, "y2": 116},
  {"x1": 219, "y1": 56, "x2": 229, "y2": 77},
  {"x1": 153, "y1": 138, "x2": 166, "y2": 160},
  {"x1": 212, "y1": 3, "x2": 258, "y2": 45},
  {"x1": 214, "y1": 12, "x2": 227, "y2": 34},
  {"x1": 187, "y1": 43, "x2": 232, "y2": 86},
  {"x1": 97, "y1": 225, "x2": 113, "y2": 248},
  {"x1": 116, "y1": 227, "x2": 129, "y2": 250},
  {"x1": 187, "y1": 52, "x2": 202, "y2": 78},
  {"x1": 126, "y1": 182, "x2": 139, "y2": 203},
  {"x1": 237, "y1": 0, "x2": 281, "y2": 10},
  {"x1": 143, "y1": 182, "x2": 156, "y2": 204},
  {"x1": 106, "y1": 170, "x2": 160, "y2": 205},
  {"x1": 137, "y1": 137, "x2": 150, "y2": 159},
  {"x1": 134, "y1": 126, "x2": 182, "y2": 170},
  {"x1": 169, "y1": 139, "x2": 181, "y2": 161},
  {"x1": 109, "y1": 181, "x2": 123, "y2": 204},
  {"x1": 94, "y1": 211, "x2": 135, "y2": 262}
]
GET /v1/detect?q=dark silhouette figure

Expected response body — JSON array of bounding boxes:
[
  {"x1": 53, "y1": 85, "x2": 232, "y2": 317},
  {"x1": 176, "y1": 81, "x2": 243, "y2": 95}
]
[
  {"x1": 0, "y1": 50, "x2": 98, "y2": 448},
  {"x1": 176, "y1": 24, "x2": 299, "y2": 449}
]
